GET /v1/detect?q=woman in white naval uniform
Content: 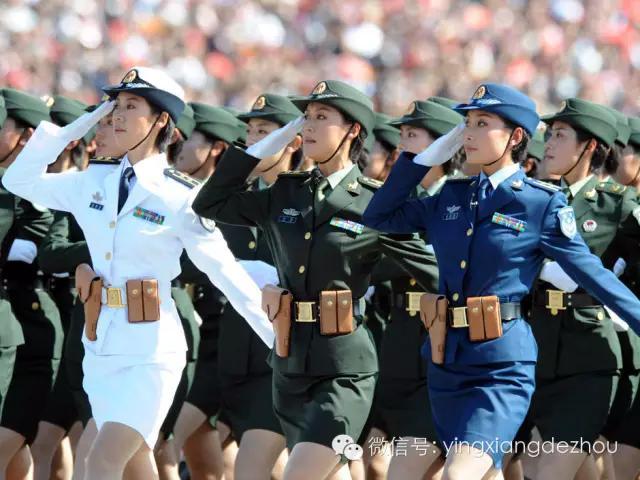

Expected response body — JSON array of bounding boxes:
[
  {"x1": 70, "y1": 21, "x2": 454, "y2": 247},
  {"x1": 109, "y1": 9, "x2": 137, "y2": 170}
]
[{"x1": 2, "y1": 67, "x2": 273, "y2": 480}]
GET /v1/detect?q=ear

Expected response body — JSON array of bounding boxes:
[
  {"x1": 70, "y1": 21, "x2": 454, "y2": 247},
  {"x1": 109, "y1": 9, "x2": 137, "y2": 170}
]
[
  {"x1": 349, "y1": 123, "x2": 361, "y2": 139},
  {"x1": 156, "y1": 112, "x2": 170, "y2": 129},
  {"x1": 65, "y1": 139, "x2": 81, "y2": 151},
  {"x1": 20, "y1": 128, "x2": 35, "y2": 144},
  {"x1": 585, "y1": 138, "x2": 598, "y2": 155},
  {"x1": 286, "y1": 134, "x2": 302, "y2": 153},
  {"x1": 208, "y1": 140, "x2": 228, "y2": 159},
  {"x1": 511, "y1": 127, "x2": 524, "y2": 148}
]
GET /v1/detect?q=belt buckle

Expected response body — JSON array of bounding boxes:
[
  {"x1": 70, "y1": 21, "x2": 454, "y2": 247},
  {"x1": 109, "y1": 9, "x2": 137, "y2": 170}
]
[
  {"x1": 296, "y1": 302, "x2": 316, "y2": 323},
  {"x1": 450, "y1": 307, "x2": 469, "y2": 328},
  {"x1": 106, "y1": 287, "x2": 125, "y2": 308},
  {"x1": 405, "y1": 291, "x2": 424, "y2": 317},
  {"x1": 546, "y1": 290, "x2": 566, "y2": 316}
]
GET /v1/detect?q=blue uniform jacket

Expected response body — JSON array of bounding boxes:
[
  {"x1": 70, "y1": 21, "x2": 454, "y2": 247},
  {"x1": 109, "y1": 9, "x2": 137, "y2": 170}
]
[{"x1": 362, "y1": 153, "x2": 640, "y2": 365}]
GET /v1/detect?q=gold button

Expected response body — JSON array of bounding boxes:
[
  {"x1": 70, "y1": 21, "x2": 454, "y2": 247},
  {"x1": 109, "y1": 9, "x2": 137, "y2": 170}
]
[
  {"x1": 460, "y1": 260, "x2": 467, "y2": 269},
  {"x1": 147, "y1": 288, "x2": 154, "y2": 294},
  {"x1": 105, "y1": 252, "x2": 112, "y2": 260},
  {"x1": 304, "y1": 232, "x2": 312, "y2": 240},
  {"x1": 472, "y1": 307, "x2": 479, "y2": 313},
  {"x1": 597, "y1": 311, "x2": 604, "y2": 321},
  {"x1": 31, "y1": 302, "x2": 39, "y2": 311},
  {"x1": 298, "y1": 266, "x2": 305, "y2": 274},
  {"x1": 109, "y1": 221, "x2": 116, "y2": 229},
  {"x1": 487, "y1": 306, "x2": 494, "y2": 312},
  {"x1": 132, "y1": 289, "x2": 139, "y2": 295},
  {"x1": 452, "y1": 293, "x2": 459, "y2": 302},
  {"x1": 409, "y1": 278, "x2": 417, "y2": 286},
  {"x1": 341, "y1": 299, "x2": 348, "y2": 306},
  {"x1": 327, "y1": 300, "x2": 333, "y2": 307},
  {"x1": 466, "y1": 228, "x2": 473, "y2": 237},
  {"x1": 248, "y1": 241, "x2": 256, "y2": 249}
]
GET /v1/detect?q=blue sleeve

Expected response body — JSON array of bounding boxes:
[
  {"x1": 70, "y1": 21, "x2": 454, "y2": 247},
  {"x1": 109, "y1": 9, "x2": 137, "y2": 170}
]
[
  {"x1": 362, "y1": 153, "x2": 434, "y2": 234},
  {"x1": 540, "y1": 192, "x2": 640, "y2": 332}
]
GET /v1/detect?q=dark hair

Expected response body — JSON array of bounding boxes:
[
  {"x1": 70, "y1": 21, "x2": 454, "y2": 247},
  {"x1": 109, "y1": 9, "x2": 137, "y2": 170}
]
[
  {"x1": 9, "y1": 117, "x2": 30, "y2": 132},
  {"x1": 149, "y1": 105, "x2": 176, "y2": 153},
  {"x1": 290, "y1": 146, "x2": 304, "y2": 171},
  {"x1": 167, "y1": 139, "x2": 185, "y2": 165},
  {"x1": 503, "y1": 120, "x2": 531, "y2": 164},
  {"x1": 70, "y1": 141, "x2": 87, "y2": 168},
  {"x1": 574, "y1": 127, "x2": 609, "y2": 173},
  {"x1": 603, "y1": 143, "x2": 623, "y2": 176}
]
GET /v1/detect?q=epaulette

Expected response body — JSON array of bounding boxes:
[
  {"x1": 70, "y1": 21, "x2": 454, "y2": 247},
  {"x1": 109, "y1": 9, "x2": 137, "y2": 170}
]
[
  {"x1": 358, "y1": 176, "x2": 383, "y2": 189},
  {"x1": 524, "y1": 178, "x2": 561, "y2": 193},
  {"x1": 163, "y1": 168, "x2": 201, "y2": 189},
  {"x1": 277, "y1": 170, "x2": 312, "y2": 179},
  {"x1": 89, "y1": 157, "x2": 120, "y2": 165},
  {"x1": 596, "y1": 181, "x2": 626, "y2": 195}
]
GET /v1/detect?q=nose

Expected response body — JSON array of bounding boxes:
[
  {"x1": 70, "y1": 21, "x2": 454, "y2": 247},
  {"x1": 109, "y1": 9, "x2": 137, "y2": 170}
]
[{"x1": 303, "y1": 119, "x2": 313, "y2": 133}]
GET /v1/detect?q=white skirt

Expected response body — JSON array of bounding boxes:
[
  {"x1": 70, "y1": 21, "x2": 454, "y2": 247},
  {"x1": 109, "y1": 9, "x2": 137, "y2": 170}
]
[{"x1": 82, "y1": 348, "x2": 185, "y2": 447}]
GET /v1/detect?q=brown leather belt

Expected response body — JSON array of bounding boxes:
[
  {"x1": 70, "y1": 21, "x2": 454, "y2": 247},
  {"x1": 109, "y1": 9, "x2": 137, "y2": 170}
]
[
  {"x1": 534, "y1": 288, "x2": 599, "y2": 315},
  {"x1": 390, "y1": 291, "x2": 427, "y2": 315},
  {"x1": 448, "y1": 302, "x2": 521, "y2": 328},
  {"x1": 294, "y1": 297, "x2": 365, "y2": 323}
]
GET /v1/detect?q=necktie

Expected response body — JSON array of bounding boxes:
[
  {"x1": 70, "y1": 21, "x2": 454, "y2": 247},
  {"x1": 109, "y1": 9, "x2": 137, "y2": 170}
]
[
  {"x1": 315, "y1": 177, "x2": 330, "y2": 204},
  {"x1": 562, "y1": 186, "x2": 572, "y2": 201},
  {"x1": 478, "y1": 177, "x2": 493, "y2": 203},
  {"x1": 118, "y1": 167, "x2": 135, "y2": 213}
]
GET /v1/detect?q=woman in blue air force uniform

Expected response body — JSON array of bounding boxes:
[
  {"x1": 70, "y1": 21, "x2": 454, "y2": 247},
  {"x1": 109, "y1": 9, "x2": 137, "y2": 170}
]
[{"x1": 361, "y1": 83, "x2": 640, "y2": 480}]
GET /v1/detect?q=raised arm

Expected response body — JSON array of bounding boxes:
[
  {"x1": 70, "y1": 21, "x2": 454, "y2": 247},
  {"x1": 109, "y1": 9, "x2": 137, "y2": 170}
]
[
  {"x1": 540, "y1": 192, "x2": 640, "y2": 331},
  {"x1": 178, "y1": 197, "x2": 274, "y2": 347},
  {"x1": 2, "y1": 102, "x2": 115, "y2": 213}
]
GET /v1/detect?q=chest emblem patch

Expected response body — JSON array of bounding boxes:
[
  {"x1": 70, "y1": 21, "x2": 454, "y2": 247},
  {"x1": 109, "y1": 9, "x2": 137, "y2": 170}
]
[
  {"x1": 443, "y1": 204, "x2": 461, "y2": 221},
  {"x1": 278, "y1": 208, "x2": 300, "y2": 224},
  {"x1": 582, "y1": 219, "x2": 598, "y2": 232}
]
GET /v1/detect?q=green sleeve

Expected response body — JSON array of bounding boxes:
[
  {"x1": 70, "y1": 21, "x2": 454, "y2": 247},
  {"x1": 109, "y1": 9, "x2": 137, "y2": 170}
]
[{"x1": 38, "y1": 210, "x2": 90, "y2": 274}]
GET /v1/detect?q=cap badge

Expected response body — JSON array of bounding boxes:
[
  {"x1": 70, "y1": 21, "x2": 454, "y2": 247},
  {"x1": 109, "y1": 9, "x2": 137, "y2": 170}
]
[
  {"x1": 253, "y1": 96, "x2": 266, "y2": 110},
  {"x1": 472, "y1": 85, "x2": 486, "y2": 100},
  {"x1": 312, "y1": 82, "x2": 327, "y2": 95},
  {"x1": 122, "y1": 70, "x2": 137, "y2": 84}
]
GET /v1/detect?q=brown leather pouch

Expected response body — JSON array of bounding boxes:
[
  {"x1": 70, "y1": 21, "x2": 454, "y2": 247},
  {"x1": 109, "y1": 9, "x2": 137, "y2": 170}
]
[
  {"x1": 75, "y1": 264, "x2": 102, "y2": 341},
  {"x1": 141, "y1": 280, "x2": 161, "y2": 322},
  {"x1": 336, "y1": 290, "x2": 354, "y2": 334},
  {"x1": 261, "y1": 284, "x2": 292, "y2": 357},
  {"x1": 126, "y1": 280, "x2": 145, "y2": 323},
  {"x1": 319, "y1": 291, "x2": 339, "y2": 335},
  {"x1": 467, "y1": 297, "x2": 485, "y2": 341},
  {"x1": 482, "y1": 296, "x2": 502, "y2": 340},
  {"x1": 420, "y1": 293, "x2": 448, "y2": 364}
]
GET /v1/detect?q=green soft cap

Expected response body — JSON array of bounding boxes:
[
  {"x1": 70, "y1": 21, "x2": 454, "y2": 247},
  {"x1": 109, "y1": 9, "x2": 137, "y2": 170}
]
[
  {"x1": 176, "y1": 104, "x2": 196, "y2": 140},
  {"x1": 191, "y1": 103, "x2": 247, "y2": 145},
  {"x1": 49, "y1": 95, "x2": 95, "y2": 143},
  {"x1": 238, "y1": 93, "x2": 302, "y2": 127},
  {"x1": 527, "y1": 129, "x2": 545, "y2": 161},
  {"x1": 291, "y1": 80, "x2": 374, "y2": 137},
  {"x1": 542, "y1": 98, "x2": 618, "y2": 148},
  {"x1": 390, "y1": 99, "x2": 463, "y2": 138},
  {"x1": 2, "y1": 88, "x2": 51, "y2": 128}
]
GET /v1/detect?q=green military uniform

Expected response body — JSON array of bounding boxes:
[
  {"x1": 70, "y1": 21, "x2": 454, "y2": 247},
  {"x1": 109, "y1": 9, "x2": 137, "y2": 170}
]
[
  {"x1": 182, "y1": 103, "x2": 249, "y2": 421},
  {"x1": 193, "y1": 80, "x2": 443, "y2": 451},
  {"x1": 214, "y1": 94, "x2": 302, "y2": 441},
  {"x1": 0, "y1": 89, "x2": 61, "y2": 444},
  {"x1": 523, "y1": 99, "x2": 640, "y2": 448},
  {"x1": 601, "y1": 115, "x2": 640, "y2": 447},
  {"x1": 370, "y1": 101, "x2": 461, "y2": 442}
]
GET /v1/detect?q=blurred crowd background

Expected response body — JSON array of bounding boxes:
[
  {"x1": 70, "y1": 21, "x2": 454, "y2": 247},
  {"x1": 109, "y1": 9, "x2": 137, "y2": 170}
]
[{"x1": 1, "y1": 0, "x2": 639, "y2": 116}]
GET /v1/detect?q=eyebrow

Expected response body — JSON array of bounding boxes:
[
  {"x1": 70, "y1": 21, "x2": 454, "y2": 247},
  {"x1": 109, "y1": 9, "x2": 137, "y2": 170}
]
[{"x1": 309, "y1": 106, "x2": 331, "y2": 113}]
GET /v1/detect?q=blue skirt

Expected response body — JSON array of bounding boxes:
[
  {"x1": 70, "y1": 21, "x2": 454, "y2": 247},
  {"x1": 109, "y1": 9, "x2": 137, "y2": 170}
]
[{"x1": 427, "y1": 359, "x2": 535, "y2": 468}]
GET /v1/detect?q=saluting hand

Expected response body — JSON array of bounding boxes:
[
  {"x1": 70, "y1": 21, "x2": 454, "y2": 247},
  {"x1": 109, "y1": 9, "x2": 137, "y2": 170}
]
[
  {"x1": 60, "y1": 100, "x2": 115, "y2": 142},
  {"x1": 247, "y1": 116, "x2": 304, "y2": 161},
  {"x1": 413, "y1": 122, "x2": 465, "y2": 167}
]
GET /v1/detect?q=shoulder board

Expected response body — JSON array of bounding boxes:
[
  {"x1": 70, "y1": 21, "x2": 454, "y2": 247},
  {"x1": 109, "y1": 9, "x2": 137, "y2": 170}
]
[
  {"x1": 358, "y1": 176, "x2": 384, "y2": 189},
  {"x1": 524, "y1": 178, "x2": 561, "y2": 193},
  {"x1": 89, "y1": 157, "x2": 120, "y2": 165},
  {"x1": 596, "y1": 181, "x2": 626, "y2": 195},
  {"x1": 445, "y1": 177, "x2": 474, "y2": 183},
  {"x1": 277, "y1": 170, "x2": 312, "y2": 179},
  {"x1": 163, "y1": 168, "x2": 201, "y2": 189}
]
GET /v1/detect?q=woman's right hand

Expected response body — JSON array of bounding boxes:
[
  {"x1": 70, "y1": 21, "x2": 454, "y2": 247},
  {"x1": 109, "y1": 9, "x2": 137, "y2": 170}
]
[
  {"x1": 247, "y1": 116, "x2": 304, "y2": 161},
  {"x1": 413, "y1": 122, "x2": 465, "y2": 167},
  {"x1": 59, "y1": 100, "x2": 115, "y2": 142}
]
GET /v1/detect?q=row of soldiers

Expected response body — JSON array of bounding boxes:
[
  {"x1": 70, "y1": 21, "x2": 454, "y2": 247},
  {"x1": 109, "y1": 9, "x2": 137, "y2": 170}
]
[{"x1": 0, "y1": 83, "x2": 638, "y2": 480}]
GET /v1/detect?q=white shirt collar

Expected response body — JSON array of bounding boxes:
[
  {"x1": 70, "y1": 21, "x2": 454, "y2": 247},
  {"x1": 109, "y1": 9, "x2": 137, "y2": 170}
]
[
  {"x1": 479, "y1": 163, "x2": 521, "y2": 190},
  {"x1": 325, "y1": 164, "x2": 356, "y2": 190},
  {"x1": 425, "y1": 173, "x2": 450, "y2": 196},
  {"x1": 561, "y1": 174, "x2": 594, "y2": 197}
]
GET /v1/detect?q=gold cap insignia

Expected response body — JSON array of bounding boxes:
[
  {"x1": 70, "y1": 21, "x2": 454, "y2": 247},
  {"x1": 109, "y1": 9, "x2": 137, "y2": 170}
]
[
  {"x1": 405, "y1": 102, "x2": 416, "y2": 115},
  {"x1": 559, "y1": 100, "x2": 567, "y2": 111},
  {"x1": 122, "y1": 70, "x2": 137, "y2": 84},
  {"x1": 43, "y1": 95, "x2": 55, "y2": 108},
  {"x1": 312, "y1": 81, "x2": 327, "y2": 95},
  {"x1": 101, "y1": 94, "x2": 111, "y2": 102},
  {"x1": 584, "y1": 189, "x2": 596, "y2": 199},
  {"x1": 253, "y1": 96, "x2": 266, "y2": 110},
  {"x1": 472, "y1": 85, "x2": 486, "y2": 100},
  {"x1": 347, "y1": 180, "x2": 360, "y2": 192}
]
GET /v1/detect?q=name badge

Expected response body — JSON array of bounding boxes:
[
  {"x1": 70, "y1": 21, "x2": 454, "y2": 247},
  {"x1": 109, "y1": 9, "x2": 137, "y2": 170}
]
[
  {"x1": 492, "y1": 212, "x2": 526, "y2": 232},
  {"x1": 133, "y1": 207, "x2": 165, "y2": 225},
  {"x1": 330, "y1": 217, "x2": 364, "y2": 234},
  {"x1": 89, "y1": 202, "x2": 104, "y2": 211}
]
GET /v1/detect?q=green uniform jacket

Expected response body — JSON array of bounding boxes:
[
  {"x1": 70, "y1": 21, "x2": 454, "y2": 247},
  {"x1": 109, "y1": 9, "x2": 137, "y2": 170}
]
[
  {"x1": 193, "y1": 146, "x2": 441, "y2": 375},
  {"x1": 0, "y1": 169, "x2": 23, "y2": 347},
  {"x1": 529, "y1": 178, "x2": 640, "y2": 378}
]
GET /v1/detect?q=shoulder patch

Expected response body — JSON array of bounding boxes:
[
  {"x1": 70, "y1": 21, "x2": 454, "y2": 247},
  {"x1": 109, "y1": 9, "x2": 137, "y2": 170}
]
[
  {"x1": 524, "y1": 178, "x2": 561, "y2": 193},
  {"x1": 277, "y1": 170, "x2": 312, "y2": 179},
  {"x1": 596, "y1": 181, "x2": 626, "y2": 195},
  {"x1": 164, "y1": 168, "x2": 201, "y2": 189},
  {"x1": 358, "y1": 176, "x2": 384, "y2": 189},
  {"x1": 89, "y1": 157, "x2": 120, "y2": 165}
]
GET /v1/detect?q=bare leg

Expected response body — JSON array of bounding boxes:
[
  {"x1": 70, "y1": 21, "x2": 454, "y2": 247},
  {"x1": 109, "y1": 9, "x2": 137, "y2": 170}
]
[
  {"x1": 613, "y1": 444, "x2": 640, "y2": 480},
  {"x1": 220, "y1": 424, "x2": 238, "y2": 480},
  {"x1": 535, "y1": 449, "x2": 588, "y2": 480},
  {"x1": 122, "y1": 443, "x2": 159, "y2": 480},
  {"x1": 154, "y1": 435, "x2": 179, "y2": 480},
  {"x1": 84, "y1": 421, "x2": 146, "y2": 480},
  {"x1": 72, "y1": 419, "x2": 96, "y2": 480},
  {"x1": 67, "y1": 422, "x2": 83, "y2": 458},
  {"x1": 387, "y1": 437, "x2": 440, "y2": 480},
  {"x1": 31, "y1": 421, "x2": 65, "y2": 480},
  {"x1": 0, "y1": 427, "x2": 26, "y2": 477},
  {"x1": 183, "y1": 423, "x2": 224, "y2": 480},
  {"x1": 441, "y1": 445, "x2": 494, "y2": 480},
  {"x1": 171, "y1": 403, "x2": 207, "y2": 459},
  {"x1": 6, "y1": 444, "x2": 33, "y2": 480},
  {"x1": 348, "y1": 459, "x2": 364, "y2": 480},
  {"x1": 282, "y1": 442, "x2": 343, "y2": 480},
  {"x1": 50, "y1": 437, "x2": 73, "y2": 480},
  {"x1": 360, "y1": 428, "x2": 390, "y2": 480},
  {"x1": 271, "y1": 448, "x2": 288, "y2": 480},
  {"x1": 234, "y1": 429, "x2": 285, "y2": 480}
]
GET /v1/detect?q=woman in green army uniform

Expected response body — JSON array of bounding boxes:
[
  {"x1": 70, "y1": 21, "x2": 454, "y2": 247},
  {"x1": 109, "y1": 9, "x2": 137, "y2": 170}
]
[
  {"x1": 171, "y1": 103, "x2": 248, "y2": 480},
  {"x1": 603, "y1": 116, "x2": 640, "y2": 480},
  {"x1": 203, "y1": 93, "x2": 304, "y2": 480},
  {"x1": 32, "y1": 95, "x2": 96, "y2": 480},
  {"x1": 193, "y1": 80, "x2": 440, "y2": 480},
  {"x1": 0, "y1": 89, "x2": 59, "y2": 479},
  {"x1": 521, "y1": 99, "x2": 640, "y2": 478}
]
